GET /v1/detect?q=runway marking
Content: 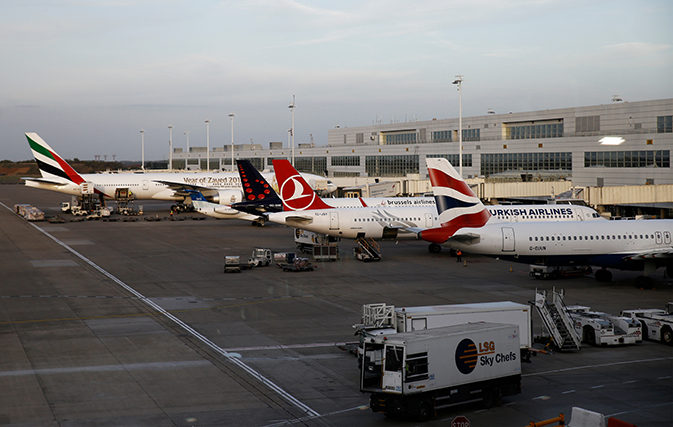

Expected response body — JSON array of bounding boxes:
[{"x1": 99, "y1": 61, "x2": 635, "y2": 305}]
[
  {"x1": 591, "y1": 385, "x2": 605, "y2": 389},
  {"x1": 622, "y1": 380, "x2": 638, "y2": 384},
  {"x1": 225, "y1": 342, "x2": 357, "y2": 352},
  {"x1": 0, "y1": 360, "x2": 210, "y2": 377},
  {"x1": 522, "y1": 356, "x2": 673, "y2": 377},
  {"x1": 562, "y1": 390, "x2": 575, "y2": 394},
  {"x1": 658, "y1": 376, "x2": 671, "y2": 380},
  {"x1": 9, "y1": 213, "x2": 321, "y2": 419}
]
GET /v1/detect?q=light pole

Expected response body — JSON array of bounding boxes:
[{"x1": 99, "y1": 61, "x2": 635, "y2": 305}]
[
  {"x1": 205, "y1": 118, "x2": 210, "y2": 171},
  {"x1": 168, "y1": 125, "x2": 173, "y2": 171},
  {"x1": 452, "y1": 75, "x2": 464, "y2": 178},
  {"x1": 229, "y1": 112, "x2": 235, "y2": 172},
  {"x1": 184, "y1": 131, "x2": 190, "y2": 152},
  {"x1": 288, "y1": 95, "x2": 295, "y2": 166},
  {"x1": 140, "y1": 129, "x2": 145, "y2": 171}
]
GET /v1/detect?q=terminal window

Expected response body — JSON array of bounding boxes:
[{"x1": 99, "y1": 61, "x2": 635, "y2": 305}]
[
  {"x1": 295, "y1": 157, "x2": 327, "y2": 175},
  {"x1": 427, "y1": 154, "x2": 472, "y2": 168},
  {"x1": 480, "y1": 152, "x2": 571, "y2": 177},
  {"x1": 432, "y1": 130, "x2": 452, "y2": 142},
  {"x1": 584, "y1": 150, "x2": 670, "y2": 168},
  {"x1": 365, "y1": 155, "x2": 418, "y2": 176},
  {"x1": 658, "y1": 115, "x2": 672, "y2": 133},
  {"x1": 331, "y1": 156, "x2": 360, "y2": 167}
]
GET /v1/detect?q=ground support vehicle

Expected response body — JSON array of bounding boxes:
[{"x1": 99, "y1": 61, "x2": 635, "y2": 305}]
[
  {"x1": 621, "y1": 304, "x2": 673, "y2": 345},
  {"x1": 361, "y1": 323, "x2": 521, "y2": 420},
  {"x1": 565, "y1": 305, "x2": 641, "y2": 346},
  {"x1": 294, "y1": 229, "x2": 338, "y2": 254},
  {"x1": 279, "y1": 257, "x2": 315, "y2": 272},
  {"x1": 529, "y1": 264, "x2": 592, "y2": 279},
  {"x1": 249, "y1": 248, "x2": 272, "y2": 267},
  {"x1": 532, "y1": 288, "x2": 582, "y2": 351},
  {"x1": 353, "y1": 237, "x2": 381, "y2": 262},
  {"x1": 355, "y1": 301, "x2": 533, "y2": 361},
  {"x1": 224, "y1": 256, "x2": 242, "y2": 273},
  {"x1": 312, "y1": 245, "x2": 339, "y2": 261}
]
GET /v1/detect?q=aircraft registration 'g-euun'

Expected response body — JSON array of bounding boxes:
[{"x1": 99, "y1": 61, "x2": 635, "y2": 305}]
[
  {"x1": 420, "y1": 157, "x2": 673, "y2": 287},
  {"x1": 23, "y1": 133, "x2": 336, "y2": 219}
]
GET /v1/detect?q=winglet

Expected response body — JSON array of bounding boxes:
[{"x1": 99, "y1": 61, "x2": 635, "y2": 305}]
[
  {"x1": 359, "y1": 197, "x2": 368, "y2": 207},
  {"x1": 419, "y1": 158, "x2": 490, "y2": 243},
  {"x1": 272, "y1": 159, "x2": 333, "y2": 211},
  {"x1": 25, "y1": 133, "x2": 85, "y2": 184}
]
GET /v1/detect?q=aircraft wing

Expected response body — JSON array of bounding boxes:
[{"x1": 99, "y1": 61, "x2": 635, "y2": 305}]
[
  {"x1": 447, "y1": 232, "x2": 482, "y2": 244},
  {"x1": 623, "y1": 248, "x2": 673, "y2": 260},
  {"x1": 153, "y1": 180, "x2": 220, "y2": 198},
  {"x1": 283, "y1": 215, "x2": 314, "y2": 224},
  {"x1": 23, "y1": 177, "x2": 69, "y2": 185}
]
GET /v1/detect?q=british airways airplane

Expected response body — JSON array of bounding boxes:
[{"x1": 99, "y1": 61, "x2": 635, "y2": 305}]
[
  {"x1": 228, "y1": 160, "x2": 602, "y2": 240},
  {"x1": 23, "y1": 133, "x2": 335, "y2": 213},
  {"x1": 420, "y1": 158, "x2": 673, "y2": 287}
]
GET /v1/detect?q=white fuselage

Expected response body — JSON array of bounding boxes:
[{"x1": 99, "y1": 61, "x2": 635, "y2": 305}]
[
  {"x1": 26, "y1": 171, "x2": 332, "y2": 202},
  {"x1": 442, "y1": 219, "x2": 673, "y2": 269},
  {"x1": 266, "y1": 206, "x2": 439, "y2": 240}
]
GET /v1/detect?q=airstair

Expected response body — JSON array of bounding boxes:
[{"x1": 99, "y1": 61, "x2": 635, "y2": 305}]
[
  {"x1": 533, "y1": 288, "x2": 581, "y2": 351},
  {"x1": 354, "y1": 237, "x2": 381, "y2": 262}
]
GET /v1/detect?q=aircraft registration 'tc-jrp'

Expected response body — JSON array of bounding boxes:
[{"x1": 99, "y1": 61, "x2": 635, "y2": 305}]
[
  {"x1": 419, "y1": 158, "x2": 673, "y2": 287},
  {"x1": 23, "y1": 133, "x2": 336, "y2": 219}
]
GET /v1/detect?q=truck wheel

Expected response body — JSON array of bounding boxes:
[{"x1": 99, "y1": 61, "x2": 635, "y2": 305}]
[
  {"x1": 662, "y1": 327, "x2": 673, "y2": 345},
  {"x1": 481, "y1": 388, "x2": 497, "y2": 409},
  {"x1": 417, "y1": 400, "x2": 435, "y2": 421},
  {"x1": 584, "y1": 326, "x2": 596, "y2": 346}
]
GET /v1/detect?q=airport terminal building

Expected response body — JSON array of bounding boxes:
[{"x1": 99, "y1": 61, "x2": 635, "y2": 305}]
[{"x1": 172, "y1": 98, "x2": 672, "y2": 188}]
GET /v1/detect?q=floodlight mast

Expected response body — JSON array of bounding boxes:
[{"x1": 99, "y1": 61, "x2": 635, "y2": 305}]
[
  {"x1": 140, "y1": 129, "x2": 145, "y2": 171},
  {"x1": 205, "y1": 119, "x2": 210, "y2": 171},
  {"x1": 168, "y1": 125, "x2": 173, "y2": 171},
  {"x1": 288, "y1": 95, "x2": 296, "y2": 167},
  {"x1": 452, "y1": 75, "x2": 464, "y2": 178},
  {"x1": 229, "y1": 112, "x2": 235, "y2": 172}
]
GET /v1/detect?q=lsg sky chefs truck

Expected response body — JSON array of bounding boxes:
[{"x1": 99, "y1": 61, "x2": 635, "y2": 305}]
[{"x1": 360, "y1": 322, "x2": 522, "y2": 420}]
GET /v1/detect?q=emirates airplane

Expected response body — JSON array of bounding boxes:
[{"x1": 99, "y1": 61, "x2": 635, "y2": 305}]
[
  {"x1": 23, "y1": 133, "x2": 336, "y2": 216},
  {"x1": 420, "y1": 158, "x2": 673, "y2": 287}
]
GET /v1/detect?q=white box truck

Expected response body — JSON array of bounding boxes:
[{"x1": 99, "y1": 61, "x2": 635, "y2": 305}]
[
  {"x1": 361, "y1": 322, "x2": 522, "y2": 420},
  {"x1": 356, "y1": 302, "x2": 532, "y2": 359}
]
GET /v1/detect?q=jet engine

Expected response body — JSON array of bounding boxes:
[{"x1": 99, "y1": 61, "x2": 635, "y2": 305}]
[{"x1": 209, "y1": 189, "x2": 243, "y2": 205}]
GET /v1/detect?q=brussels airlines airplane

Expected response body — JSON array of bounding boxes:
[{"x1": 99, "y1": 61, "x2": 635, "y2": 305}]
[
  {"x1": 419, "y1": 158, "x2": 673, "y2": 286},
  {"x1": 231, "y1": 159, "x2": 437, "y2": 240},
  {"x1": 23, "y1": 133, "x2": 336, "y2": 215}
]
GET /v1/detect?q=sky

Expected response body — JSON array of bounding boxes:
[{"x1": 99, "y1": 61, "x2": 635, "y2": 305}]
[{"x1": 1, "y1": 0, "x2": 671, "y2": 162}]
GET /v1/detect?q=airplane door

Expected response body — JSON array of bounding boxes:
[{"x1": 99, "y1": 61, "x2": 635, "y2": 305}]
[
  {"x1": 142, "y1": 180, "x2": 149, "y2": 191},
  {"x1": 502, "y1": 227, "x2": 515, "y2": 252},
  {"x1": 665, "y1": 231, "x2": 671, "y2": 245},
  {"x1": 425, "y1": 213, "x2": 433, "y2": 227},
  {"x1": 575, "y1": 208, "x2": 584, "y2": 221},
  {"x1": 330, "y1": 212, "x2": 339, "y2": 230},
  {"x1": 655, "y1": 231, "x2": 662, "y2": 244}
]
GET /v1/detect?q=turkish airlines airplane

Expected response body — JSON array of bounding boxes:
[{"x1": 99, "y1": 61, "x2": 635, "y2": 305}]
[
  {"x1": 23, "y1": 133, "x2": 336, "y2": 216},
  {"x1": 420, "y1": 158, "x2": 673, "y2": 287},
  {"x1": 228, "y1": 159, "x2": 601, "y2": 239}
]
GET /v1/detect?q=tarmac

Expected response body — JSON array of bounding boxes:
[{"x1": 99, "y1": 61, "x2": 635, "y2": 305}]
[{"x1": 0, "y1": 184, "x2": 671, "y2": 427}]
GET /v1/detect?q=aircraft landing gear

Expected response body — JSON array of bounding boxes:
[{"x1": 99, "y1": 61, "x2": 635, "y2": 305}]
[
  {"x1": 634, "y1": 275, "x2": 654, "y2": 289},
  {"x1": 428, "y1": 243, "x2": 441, "y2": 253},
  {"x1": 594, "y1": 268, "x2": 612, "y2": 282}
]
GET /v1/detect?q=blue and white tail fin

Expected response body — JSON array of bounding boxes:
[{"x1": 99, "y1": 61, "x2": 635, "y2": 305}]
[
  {"x1": 25, "y1": 133, "x2": 85, "y2": 184},
  {"x1": 420, "y1": 158, "x2": 491, "y2": 243}
]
